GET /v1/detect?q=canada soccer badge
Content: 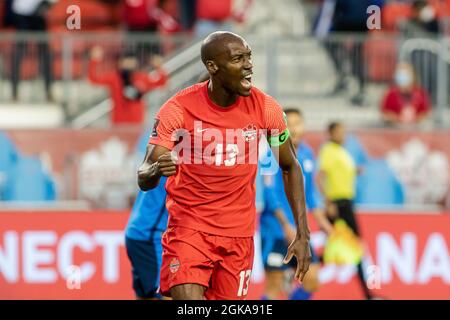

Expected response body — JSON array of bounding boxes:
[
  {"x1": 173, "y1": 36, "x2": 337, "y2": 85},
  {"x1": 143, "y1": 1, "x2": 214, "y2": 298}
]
[
  {"x1": 169, "y1": 258, "x2": 180, "y2": 273},
  {"x1": 242, "y1": 124, "x2": 257, "y2": 142}
]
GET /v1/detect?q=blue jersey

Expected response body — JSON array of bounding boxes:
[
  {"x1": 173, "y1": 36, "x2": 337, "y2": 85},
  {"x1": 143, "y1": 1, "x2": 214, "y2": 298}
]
[
  {"x1": 297, "y1": 142, "x2": 321, "y2": 211},
  {"x1": 260, "y1": 142, "x2": 321, "y2": 240},
  {"x1": 125, "y1": 130, "x2": 169, "y2": 241},
  {"x1": 125, "y1": 176, "x2": 168, "y2": 241}
]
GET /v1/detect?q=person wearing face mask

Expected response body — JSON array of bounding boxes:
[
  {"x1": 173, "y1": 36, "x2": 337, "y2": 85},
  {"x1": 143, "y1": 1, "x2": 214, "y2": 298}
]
[
  {"x1": 400, "y1": 1, "x2": 440, "y2": 105},
  {"x1": 381, "y1": 62, "x2": 431, "y2": 125},
  {"x1": 401, "y1": 0, "x2": 440, "y2": 36},
  {"x1": 88, "y1": 46, "x2": 169, "y2": 126}
]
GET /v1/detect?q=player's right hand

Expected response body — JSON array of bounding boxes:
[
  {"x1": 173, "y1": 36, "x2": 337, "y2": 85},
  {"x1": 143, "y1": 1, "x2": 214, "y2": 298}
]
[
  {"x1": 283, "y1": 236, "x2": 311, "y2": 283},
  {"x1": 156, "y1": 152, "x2": 177, "y2": 177}
]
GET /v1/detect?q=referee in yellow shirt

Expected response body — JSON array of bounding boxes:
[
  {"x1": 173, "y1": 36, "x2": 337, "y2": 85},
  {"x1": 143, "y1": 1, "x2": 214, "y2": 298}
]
[{"x1": 316, "y1": 121, "x2": 375, "y2": 300}]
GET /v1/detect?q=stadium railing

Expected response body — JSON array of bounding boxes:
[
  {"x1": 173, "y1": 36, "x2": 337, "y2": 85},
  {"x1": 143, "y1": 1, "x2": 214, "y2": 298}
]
[
  {"x1": 0, "y1": 31, "x2": 196, "y2": 124},
  {"x1": 0, "y1": 32, "x2": 450, "y2": 128}
]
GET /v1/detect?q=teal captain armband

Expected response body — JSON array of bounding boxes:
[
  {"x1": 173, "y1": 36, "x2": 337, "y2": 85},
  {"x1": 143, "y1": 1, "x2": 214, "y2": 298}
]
[{"x1": 267, "y1": 128, "x2": 290, "y2": 147}]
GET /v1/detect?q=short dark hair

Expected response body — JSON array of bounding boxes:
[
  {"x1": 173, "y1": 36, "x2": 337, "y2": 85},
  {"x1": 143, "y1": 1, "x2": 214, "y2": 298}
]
[
  {"x1": 283, "y1": 108, "x2": 303, "y2": 117},
  {"x1": 412, "y1": 0, "x2": 427, "y2": 11},
  {"x1": 328, "y1": 121, "x2": 342, "y2": 134},
  {"x1": 200, "y1": 31, "x2": 244, "y2": 65}
]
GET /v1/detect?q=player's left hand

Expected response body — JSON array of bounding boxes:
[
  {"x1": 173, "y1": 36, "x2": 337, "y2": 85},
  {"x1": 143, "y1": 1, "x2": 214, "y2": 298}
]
[{"x1": 283, "y1": 235, "x2": 312, "y2": 283}]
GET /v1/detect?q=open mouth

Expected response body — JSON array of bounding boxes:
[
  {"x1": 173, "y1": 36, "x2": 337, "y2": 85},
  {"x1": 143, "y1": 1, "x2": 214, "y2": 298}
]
[{"x1": 241, "y1": 74, "x2": 252, "y2": 90}]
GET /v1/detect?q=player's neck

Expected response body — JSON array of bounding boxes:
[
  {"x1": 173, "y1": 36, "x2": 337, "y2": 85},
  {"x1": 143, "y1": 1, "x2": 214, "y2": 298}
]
[
  {"x1": 330, "y1": 139, "x2": 342, "y2": 145},
  {"x1": 207, "y1": 79, "x2": 239, "y2": 107}
]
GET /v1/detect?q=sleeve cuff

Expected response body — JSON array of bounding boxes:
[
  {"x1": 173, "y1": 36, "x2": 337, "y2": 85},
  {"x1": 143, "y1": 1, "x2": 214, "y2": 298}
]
[{"x1": 148, "y1": 138, "x2": 174, "y2": 151}]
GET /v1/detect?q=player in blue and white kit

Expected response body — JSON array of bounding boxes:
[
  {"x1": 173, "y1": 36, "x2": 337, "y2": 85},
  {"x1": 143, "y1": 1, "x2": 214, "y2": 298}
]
[
  {"x1": 260, "y1": 108, "x2": 333, "y2": 300},
  {"x1": 125, "y1": 135, "x2": 168, "y2": 299}
]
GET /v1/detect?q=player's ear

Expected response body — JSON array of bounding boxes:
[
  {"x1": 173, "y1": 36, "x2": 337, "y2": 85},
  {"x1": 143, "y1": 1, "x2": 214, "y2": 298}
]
[{"x1": 206, "y1": 60, "x2": 218, "y2": 74}]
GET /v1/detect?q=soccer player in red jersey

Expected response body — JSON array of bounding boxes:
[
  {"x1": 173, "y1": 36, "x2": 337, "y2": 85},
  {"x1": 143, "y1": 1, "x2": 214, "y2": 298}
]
[{"x1": 137, "y1": 31, "x2": 311, "y2": 300}]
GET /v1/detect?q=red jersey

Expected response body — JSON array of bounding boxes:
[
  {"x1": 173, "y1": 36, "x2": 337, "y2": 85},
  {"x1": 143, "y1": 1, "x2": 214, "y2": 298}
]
[
  {"x1": 149, "y1": 81, "x2": 286, "y2": 237},
  {"x1": 196, "y1": 0, "x2": 232, "y2": 21},
  {"x1": 123, "y1": 0, "x2": 158, "y2": 29},
  {"x1": 381, "y1": 86, "x2": 431, "y2": 122}
]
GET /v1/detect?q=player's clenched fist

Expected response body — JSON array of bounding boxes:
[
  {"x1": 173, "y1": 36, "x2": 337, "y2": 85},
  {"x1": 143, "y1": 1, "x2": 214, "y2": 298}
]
[{"x1": 156, "y1": 152, "x2": 178, "y2": 177}]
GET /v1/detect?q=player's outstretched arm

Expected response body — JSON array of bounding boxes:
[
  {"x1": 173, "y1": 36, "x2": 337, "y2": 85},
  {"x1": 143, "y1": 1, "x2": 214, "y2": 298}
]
[
  {"x1": 137, "y1": 144, "x2": 177, "y2": 191},
  {"x1": 276, "y1": 138, "x2": 312, "y2": 282}
]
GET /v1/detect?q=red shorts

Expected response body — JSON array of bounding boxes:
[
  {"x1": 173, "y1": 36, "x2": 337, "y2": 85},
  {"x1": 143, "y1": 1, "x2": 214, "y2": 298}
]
[{"x1": 159, "y1": 226, "x2": 254, "y2": 300}]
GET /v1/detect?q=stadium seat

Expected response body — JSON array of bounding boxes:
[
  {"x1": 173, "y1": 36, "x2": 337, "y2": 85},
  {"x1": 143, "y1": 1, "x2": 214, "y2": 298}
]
[
  {"x1": 355, "y1": 159, "x2": 404, "y2": 206},
  {"x1": 0, "y1": 41, "x2": 40, "y2": 80},
  {"x1": 47, "y1": 25, "x2": 87, "y2": 79},
  {"x1": 381, "y1": 2, "x2": 412, "y2": 32},
  {"x1": 47, "y1": 0, "x2": 116, "y2": 31},
  {"x1": 51, "y1": 55, "x2": 85, "y2": 80},
  {"x1": 365, "y1": 32, "x2": 398, "y2": 83},
  {"x1": 430, "y1": 0, "x2": 450, "y2": 19},
  {"x1": 20, "y1": 54, "x2": 40, "y2": 80},
  {"x1": 47, "y1": 24, "x2": 122, "y2": 79},
  {"x1": 3, "y1": 156, "x2": 56, "y2": 202}
]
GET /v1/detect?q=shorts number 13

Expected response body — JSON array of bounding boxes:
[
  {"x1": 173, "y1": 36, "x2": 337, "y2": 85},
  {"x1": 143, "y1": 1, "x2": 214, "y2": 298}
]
[{"x1": 237, "y1": 269, "x2": 252, "y2": 297}]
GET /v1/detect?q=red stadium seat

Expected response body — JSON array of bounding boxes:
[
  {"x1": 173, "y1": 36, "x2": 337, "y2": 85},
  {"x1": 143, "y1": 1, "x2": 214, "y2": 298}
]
[
  {"x1": 1, "y1": 40, "x2": 40, "y2": 80},
  {"x1": 45, "y1": 0, "x2": 121, "y2": 80},
  {"x1": 364, "y1": 32, "x2": 398, "y2": 83},
  {"x1": 430, "y1": 0, "x2": 450, "y2": 19},
  {"x1": 52, "y1": 55, "x2": 84, "y2": 80},
  {"x1": 0, "y1": 0, "x2": 4, "y2": 29},
  {"x1": 46, "y1": 0, "x2": 115, "y2": 30},
  {"x1": 48, "y1": 26, "x2": 87, "y2": 53},
  {"x1": 382, "y1": 2, "x2": 413, "y2": 32},
  {"x1": 110, "y1": 1, "x2": 124, "y2": 27},
  {"x1": 47, "y1": 25, "x2": 86, "y2": 80},
  {"x1": 19, "y1": 55, "x2": 39, "y2": 79},
  {"x1": 0, "y1": 30, "x2": 14, "y2": 56}
]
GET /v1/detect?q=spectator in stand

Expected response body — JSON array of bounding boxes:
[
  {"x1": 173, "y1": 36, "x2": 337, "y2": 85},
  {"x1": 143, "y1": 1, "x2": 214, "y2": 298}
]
[
  {"x1": 156, "y1": 0, "x2": 182, "y2": 33},
  {"x1": 123, "y1": 0, "x2": 159, "y2": 33},
  {"x1": 155, "y1": 0, "x2": 182, "y2": 54},
  {"x1": 1, "y1": 0, "x2": 15, "y2": 28},
  {"x1": 88, "y1": 46, "x2": 169, "y2": 126},
  {"x1": 399, "y1": 0, "x2": 441, "y2": 105},
  {"x1": 194, "y1": 0, "x2": 253, "y2": 38},
  {"x1": 381, "y1": 62, "x2": 431, "y2": 126},
  {"x1": 122, "y1": 0, "x2": 182, "y2": 58},
  {"x1": 400, "y1": 0, "x2": 440, "y2": 36},
  {"x1": 177, "y1": 0, "x2": 196, "y2": 31},
  {"x1": 314, "y1": 0, "x2": 384, "y2": 106},
  {"x1": 11, "y1": 0, "x2": 55, "y2": 102},
  {"x1": 123, "y1": 0, "x2": 161, "y2": 60}
]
